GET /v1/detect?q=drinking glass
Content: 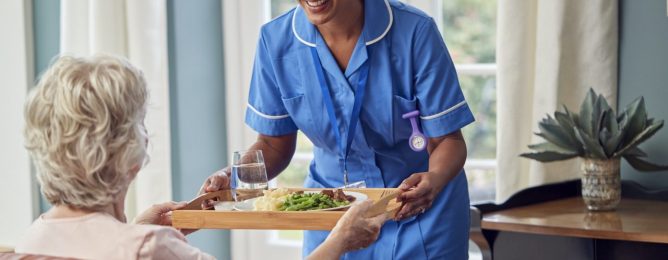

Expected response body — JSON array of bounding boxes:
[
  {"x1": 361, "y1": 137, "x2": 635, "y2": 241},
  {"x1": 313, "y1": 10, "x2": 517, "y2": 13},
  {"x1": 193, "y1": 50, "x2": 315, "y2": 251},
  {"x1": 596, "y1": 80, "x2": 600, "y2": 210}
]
[{"x1": 231, "y1": 150, "x2": 268, "y2": 201}]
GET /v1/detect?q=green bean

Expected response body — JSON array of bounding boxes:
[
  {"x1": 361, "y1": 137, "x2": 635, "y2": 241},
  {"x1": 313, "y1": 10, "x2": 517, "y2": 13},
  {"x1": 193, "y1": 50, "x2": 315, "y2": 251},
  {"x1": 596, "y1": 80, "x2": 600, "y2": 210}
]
[{"x1": 279, "y1": 192, "x2": 351, "y2": 211}]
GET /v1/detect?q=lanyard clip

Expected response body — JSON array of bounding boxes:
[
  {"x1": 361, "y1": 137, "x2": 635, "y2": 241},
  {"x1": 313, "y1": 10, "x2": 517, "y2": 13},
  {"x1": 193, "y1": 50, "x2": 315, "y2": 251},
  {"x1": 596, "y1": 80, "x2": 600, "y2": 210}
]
[{"x1": 343, "y1": 169, "x2": 349, "y2": 187}]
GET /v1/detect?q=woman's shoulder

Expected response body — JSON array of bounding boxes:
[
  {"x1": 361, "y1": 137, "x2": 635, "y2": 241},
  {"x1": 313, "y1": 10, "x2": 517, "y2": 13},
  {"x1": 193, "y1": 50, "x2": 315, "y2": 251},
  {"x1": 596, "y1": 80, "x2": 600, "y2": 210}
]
[
  {"x1": 124, "y1": 222, "x2": 187, "y2": 246},
  {"x1": 134, "y1": 225, "x2": 216, "y2": 260},
  {"x1": 260, "y1": 8, "x2": 295, "y2": 40},
  {"x1": 15, "y1": 213, "x2": 191, "y2": 259},
  {"x1": 388, "y1": 1, "x2": 442, "y2": 43},
  {"x1": 390, "y1": 0, "x2": 433, "y2": 22}
]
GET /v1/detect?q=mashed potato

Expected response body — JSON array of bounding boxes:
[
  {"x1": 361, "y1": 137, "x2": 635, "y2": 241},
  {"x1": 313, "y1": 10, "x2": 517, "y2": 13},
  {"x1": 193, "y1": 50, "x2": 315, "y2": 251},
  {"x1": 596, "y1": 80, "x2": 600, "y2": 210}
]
[{"x1": 253, "y1": 188, "x2": 291, "y2": 211}]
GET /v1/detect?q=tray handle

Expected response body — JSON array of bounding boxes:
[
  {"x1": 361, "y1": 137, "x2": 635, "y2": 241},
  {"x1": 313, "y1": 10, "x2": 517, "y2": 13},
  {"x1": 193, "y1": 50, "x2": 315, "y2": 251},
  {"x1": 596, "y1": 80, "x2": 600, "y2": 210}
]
[
  {"x1": 182, "y1": 189, "x2": 234, "y2": 210},
  {"x1": 364, "y1": 190, "x2": 401, "y2": 218}
]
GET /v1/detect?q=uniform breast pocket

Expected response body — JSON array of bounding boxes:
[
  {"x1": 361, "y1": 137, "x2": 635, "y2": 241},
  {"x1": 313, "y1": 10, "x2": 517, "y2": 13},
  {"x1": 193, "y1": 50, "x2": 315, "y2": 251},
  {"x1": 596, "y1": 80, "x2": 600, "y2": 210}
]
[
  {"x1": 392, "y1": 95, "x2": 419, "y2": 144},
  {"x1": 281, "y1": 94, "x2": 324, "y2": 145}
]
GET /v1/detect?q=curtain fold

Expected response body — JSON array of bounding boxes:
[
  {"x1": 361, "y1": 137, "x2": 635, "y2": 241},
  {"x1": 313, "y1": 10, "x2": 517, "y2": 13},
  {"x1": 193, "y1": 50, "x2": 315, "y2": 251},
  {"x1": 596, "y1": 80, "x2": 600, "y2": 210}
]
[
  {"x1": 496, "y1": 0, "x2": 618, "y2": 201},
  {"x1": 60, "y1": 0, "x2": 172, "y2": 219}
]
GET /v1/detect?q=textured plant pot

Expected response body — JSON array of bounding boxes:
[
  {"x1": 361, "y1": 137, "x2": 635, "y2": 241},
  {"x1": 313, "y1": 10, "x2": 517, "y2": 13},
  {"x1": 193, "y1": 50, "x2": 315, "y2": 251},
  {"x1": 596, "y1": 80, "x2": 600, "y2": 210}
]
[{"x1": 580, "y1": 158, "x2": 621, "y2": 211}]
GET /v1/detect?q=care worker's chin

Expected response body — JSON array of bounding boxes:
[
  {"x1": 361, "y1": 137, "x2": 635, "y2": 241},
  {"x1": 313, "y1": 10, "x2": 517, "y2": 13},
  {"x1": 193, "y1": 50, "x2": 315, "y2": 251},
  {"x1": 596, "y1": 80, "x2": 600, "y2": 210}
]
[{"x1": 300, "y1": 0, "x2": 334, "y2": 25}]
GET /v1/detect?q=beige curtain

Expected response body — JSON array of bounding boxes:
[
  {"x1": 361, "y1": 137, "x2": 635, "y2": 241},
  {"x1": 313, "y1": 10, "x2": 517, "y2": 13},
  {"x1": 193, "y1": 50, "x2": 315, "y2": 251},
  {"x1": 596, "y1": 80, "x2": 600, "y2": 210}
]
[
  {"x1": 496, "y1": 0, "x2": 618, "y2": 201},
  {"x1": 60, "y1": 0, "x2": 172, "y2": 219}
]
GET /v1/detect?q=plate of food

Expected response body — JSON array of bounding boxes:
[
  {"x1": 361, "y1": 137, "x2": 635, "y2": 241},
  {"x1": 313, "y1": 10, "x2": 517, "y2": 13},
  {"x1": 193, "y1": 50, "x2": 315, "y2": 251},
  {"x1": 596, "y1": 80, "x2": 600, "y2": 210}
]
[{"x1": 231, "y1": 188, "x2": 367, "y2": 212}]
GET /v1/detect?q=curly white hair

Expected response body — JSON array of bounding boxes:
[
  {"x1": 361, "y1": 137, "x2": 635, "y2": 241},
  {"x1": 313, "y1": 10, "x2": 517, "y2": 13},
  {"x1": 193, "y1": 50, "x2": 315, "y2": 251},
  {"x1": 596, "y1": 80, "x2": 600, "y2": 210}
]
[{"x1": 24, "y1": 55, "x2": 149, "y2": 210}]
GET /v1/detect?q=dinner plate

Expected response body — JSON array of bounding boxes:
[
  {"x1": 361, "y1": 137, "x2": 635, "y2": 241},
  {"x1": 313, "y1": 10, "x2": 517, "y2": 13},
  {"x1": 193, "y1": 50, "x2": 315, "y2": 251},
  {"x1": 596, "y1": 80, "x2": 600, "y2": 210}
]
[{"x1": 230, "y1": 190, "x2": 368, "y2": 212}]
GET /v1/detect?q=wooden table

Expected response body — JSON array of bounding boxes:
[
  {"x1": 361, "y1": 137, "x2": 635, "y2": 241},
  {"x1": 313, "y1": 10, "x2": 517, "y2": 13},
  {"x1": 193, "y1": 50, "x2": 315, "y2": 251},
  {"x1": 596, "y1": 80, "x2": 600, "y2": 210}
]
[
  {"x1": 483, "y1": 198, "x2": 668, "y2": 244},
  {"x1": 470, "y1": 180, "x2": 668, "y2": 260}
]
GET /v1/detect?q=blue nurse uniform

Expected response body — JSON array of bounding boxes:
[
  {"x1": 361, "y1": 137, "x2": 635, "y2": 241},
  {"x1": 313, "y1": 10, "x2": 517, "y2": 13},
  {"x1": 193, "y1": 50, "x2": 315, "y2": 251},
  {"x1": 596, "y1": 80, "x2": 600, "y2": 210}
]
[{"x1": 245, "y1": 0, "x2": 475, "y2": 259}]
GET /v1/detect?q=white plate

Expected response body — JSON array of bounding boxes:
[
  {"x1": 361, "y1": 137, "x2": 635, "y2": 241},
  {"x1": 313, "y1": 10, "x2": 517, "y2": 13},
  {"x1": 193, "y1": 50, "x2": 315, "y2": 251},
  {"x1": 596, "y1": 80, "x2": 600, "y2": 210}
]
[
  {"x1": 212, "y1": 201, "x2": 237, "y2": 211},
  {"x1": 231, "y1": 190, "x2": 368, "y2": 212}
]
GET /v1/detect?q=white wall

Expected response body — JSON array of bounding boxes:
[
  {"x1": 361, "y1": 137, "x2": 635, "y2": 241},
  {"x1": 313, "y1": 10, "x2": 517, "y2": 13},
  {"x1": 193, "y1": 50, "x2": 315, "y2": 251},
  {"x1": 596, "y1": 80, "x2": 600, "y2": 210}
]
[{"x1": 0, "y1": 0, "x2": 37, "y2": 247}]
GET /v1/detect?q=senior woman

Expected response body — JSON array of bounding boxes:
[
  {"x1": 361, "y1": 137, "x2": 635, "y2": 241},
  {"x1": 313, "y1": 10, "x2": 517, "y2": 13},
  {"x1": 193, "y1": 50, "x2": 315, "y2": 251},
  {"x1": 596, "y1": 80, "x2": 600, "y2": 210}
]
[{"x1": 15, "y1": 55, "x2": 386, "y2": 260}]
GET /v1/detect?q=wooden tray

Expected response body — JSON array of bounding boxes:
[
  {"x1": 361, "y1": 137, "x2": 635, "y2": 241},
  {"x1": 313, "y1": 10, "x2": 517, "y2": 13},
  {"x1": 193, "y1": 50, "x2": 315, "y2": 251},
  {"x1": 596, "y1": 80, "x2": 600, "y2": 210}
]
[{"x1": 172, "y1": 188, "x2": 401, "y2": 231}]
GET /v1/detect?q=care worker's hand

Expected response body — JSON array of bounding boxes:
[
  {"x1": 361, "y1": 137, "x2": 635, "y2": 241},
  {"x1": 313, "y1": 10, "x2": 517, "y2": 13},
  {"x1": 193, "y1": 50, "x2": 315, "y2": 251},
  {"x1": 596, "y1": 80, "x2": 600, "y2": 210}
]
[
  {"x1": 198, "y1": 168, "x2": 232, "y2": 208},
  {"x1": 395, "y1": 172, "x2": 446, "y2": 220},
  {"x1": 199, "y1": 167, "x2": 231, "y2": 194},
  {"x1": 308, "y1": 201, "x2": 388, "y2": 259}
]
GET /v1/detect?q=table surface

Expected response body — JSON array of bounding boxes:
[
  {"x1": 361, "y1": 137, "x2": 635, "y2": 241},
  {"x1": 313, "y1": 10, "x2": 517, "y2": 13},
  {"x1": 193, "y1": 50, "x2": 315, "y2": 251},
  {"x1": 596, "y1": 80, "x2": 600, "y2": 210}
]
[{"x1": 482, "y1": 197, "x2": 668, "y2": 244}]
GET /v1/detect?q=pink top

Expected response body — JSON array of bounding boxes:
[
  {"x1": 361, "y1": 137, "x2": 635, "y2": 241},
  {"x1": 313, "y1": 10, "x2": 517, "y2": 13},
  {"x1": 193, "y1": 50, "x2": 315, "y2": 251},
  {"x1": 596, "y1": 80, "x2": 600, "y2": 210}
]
[{"x1": 15, "y1": 213, "x2": 215, "y2": 260}]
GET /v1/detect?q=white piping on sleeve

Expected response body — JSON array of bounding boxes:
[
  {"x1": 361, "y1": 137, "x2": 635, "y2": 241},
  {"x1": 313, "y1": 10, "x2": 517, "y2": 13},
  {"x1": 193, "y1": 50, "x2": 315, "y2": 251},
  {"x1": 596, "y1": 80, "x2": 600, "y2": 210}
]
[
  {"x1": 247, "y1": 103, "x2": 290, "y2": 120},
  {"x1": 420, "y1": 101, "x2": 467, "y2": 120}
]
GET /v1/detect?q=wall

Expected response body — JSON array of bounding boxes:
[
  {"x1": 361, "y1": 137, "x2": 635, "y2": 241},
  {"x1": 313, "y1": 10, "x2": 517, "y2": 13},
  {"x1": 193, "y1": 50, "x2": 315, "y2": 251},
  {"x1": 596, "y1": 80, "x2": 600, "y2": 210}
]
[
  {"x1": 167, "y1": 0, "x2": 231, "y2": 258},
  {"x1": 618, "y1": 0, "x2": 668, "y2": 188},
  {"x1": 33, "y1": 0, "x2": 60, "y2": 75}
]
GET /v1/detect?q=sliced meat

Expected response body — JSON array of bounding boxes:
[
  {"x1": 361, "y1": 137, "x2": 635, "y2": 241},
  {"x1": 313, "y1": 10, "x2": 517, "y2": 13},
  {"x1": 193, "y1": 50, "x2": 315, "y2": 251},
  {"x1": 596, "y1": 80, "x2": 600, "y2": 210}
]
[
  {"x1": 333, "y1": 189, "x2": 348, "y2": 201},
  {"x1": 320, "y1": 190, "x2": 335, "y2": 198}
]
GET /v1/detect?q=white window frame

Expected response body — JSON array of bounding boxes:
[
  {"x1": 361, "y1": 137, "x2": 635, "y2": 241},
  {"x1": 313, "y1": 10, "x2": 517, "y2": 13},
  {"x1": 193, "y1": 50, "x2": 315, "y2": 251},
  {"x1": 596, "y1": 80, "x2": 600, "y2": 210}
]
[
  {"x1": 454, "y1": 62, "x2": 497, "y2": 173},
  {"x1": 223, "y1": 1, "x2": 497, "y2": 259},
  {"x1": 223, "y1": 1, "x2": 304, "y2": 259},
  {"x1": 0, "y1": 0, "x2": 39, "y2": 249}
]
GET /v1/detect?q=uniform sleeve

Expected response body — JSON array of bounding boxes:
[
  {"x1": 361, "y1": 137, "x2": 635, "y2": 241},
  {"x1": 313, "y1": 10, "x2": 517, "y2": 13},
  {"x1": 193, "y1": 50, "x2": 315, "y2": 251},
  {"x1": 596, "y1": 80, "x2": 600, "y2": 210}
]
[
  {"x1": 412, "y1": 18, "x2": 475, "y2": 138},
  {"x1": 244, "y1": 31, "x2": 299, "y2": 136},
  {"x1": 137, "y1": 227, "x2": 216, "y2": 260}
]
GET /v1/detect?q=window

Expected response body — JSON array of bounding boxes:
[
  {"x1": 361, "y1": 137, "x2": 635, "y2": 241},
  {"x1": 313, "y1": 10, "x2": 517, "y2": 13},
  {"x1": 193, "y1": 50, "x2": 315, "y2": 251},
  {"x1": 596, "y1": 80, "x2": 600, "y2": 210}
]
[
  {"x1": 441, "y1": 0, "x2": 497, "y2": 203},
  {"x1": 270, "y1": 0, "x2": 499, "y2": 244},
  {"x1": 274, "y1": 0, "x2": 498, "y2": 203},
  {"x1": 227, "y1": 0, "x2": 497, "y2": 258},
  {"x1": 270, "y1": 0, "x2": 312, "y2": 244}
]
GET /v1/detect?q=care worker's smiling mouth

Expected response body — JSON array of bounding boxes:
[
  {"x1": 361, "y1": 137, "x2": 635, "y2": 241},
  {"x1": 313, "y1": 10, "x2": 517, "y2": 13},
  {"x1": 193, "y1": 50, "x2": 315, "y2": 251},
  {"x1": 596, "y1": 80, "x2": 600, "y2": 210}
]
[{"x1": 303, "y1": 0, "x2": 331, "y2": 13}]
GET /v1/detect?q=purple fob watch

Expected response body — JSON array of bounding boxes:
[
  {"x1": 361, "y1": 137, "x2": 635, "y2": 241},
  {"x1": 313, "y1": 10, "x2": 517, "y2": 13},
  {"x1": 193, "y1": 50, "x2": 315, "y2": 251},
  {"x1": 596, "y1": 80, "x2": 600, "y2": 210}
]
[{"x1": 402, "y1": 110, "x2": 428, "y2": 152}]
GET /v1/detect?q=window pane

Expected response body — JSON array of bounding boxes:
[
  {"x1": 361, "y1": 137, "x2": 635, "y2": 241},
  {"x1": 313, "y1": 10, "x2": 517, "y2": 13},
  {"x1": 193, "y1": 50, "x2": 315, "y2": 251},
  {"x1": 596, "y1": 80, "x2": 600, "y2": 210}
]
[
  {"x1": 296, "y1": 131, "x2": 314, "y2": 153},
  {"x1": 278, "y1": 230, "x2": 304, "y2": 241},
  {"x1": 277, "y1": 132, "x2": 312, "y2": 188},
  {"x1": 271, "y1": 0, "x2": 297, "y2": 18},
  {"x1": 270, "y1": 0, "x2": 308, "y2": 246},
  {"x1": 460, "y1": 74, "x2": 497, "y2": 203},
  {"x1": 460, "y1": 75, "x2": 496, "y2": 159},
  {"x1": 465, "y1": 166, "x2": 496, "y2": 202},
  {"x1": 441, "y1": 0, "x2": 497, "y2": 63}
]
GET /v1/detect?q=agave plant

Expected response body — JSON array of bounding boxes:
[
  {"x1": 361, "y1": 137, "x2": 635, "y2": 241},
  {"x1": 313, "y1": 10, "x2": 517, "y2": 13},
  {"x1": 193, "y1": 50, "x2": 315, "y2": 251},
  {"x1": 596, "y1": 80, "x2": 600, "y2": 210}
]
[{"x1": 520, "y1": 88, "x2": 668, "y2": 171}]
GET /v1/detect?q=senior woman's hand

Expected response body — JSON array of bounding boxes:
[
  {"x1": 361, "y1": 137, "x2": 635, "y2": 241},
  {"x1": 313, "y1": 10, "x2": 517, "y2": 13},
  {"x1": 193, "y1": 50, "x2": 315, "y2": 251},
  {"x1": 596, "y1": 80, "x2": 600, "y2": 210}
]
[
  {"x1": 134, "y1": 201, "x2": 198, "y2": 236},
  {"x1": 134, "y1": 201, "x2": 187, "y2": 226},
  {"x1": 307, "y1": 200, "x2": 389, "y2": 260}
]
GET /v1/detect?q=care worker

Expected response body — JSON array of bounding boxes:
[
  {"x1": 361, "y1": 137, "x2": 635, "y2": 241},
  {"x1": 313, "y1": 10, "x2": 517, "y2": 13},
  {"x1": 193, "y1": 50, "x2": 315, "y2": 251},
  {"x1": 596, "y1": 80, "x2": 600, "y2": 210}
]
[{"x1": 202, "y1": 0, "x2": 474, "y2": 258}]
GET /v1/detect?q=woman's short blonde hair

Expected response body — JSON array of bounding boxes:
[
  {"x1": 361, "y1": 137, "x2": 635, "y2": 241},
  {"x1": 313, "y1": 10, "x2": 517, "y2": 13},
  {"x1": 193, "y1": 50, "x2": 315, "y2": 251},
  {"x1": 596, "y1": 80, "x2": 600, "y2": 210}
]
[{"x1": 24, "y1": 55, "x2": 148, "y2": 210}]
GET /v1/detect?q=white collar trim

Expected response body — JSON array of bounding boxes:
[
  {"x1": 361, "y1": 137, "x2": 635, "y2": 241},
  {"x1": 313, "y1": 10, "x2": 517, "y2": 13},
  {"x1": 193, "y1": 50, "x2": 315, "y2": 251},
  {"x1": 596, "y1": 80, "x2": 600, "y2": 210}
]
[{"x1": 292, "y1": 0, "x2": 393, "y2": 47}]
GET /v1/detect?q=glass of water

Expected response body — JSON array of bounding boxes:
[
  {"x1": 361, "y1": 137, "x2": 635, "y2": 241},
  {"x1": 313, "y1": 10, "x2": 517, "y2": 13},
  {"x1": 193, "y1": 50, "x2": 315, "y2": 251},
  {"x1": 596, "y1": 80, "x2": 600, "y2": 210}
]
[{"x1": 231, "y1": 150, "x2": 268, "y2": 201}]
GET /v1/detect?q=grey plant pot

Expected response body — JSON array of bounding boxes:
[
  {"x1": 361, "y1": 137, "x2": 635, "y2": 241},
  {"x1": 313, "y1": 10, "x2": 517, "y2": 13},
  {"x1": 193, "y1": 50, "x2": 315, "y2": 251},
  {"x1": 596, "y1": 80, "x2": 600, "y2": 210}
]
[{"x1": 580, "y1": 158, "x2": 621, "y2": 211}]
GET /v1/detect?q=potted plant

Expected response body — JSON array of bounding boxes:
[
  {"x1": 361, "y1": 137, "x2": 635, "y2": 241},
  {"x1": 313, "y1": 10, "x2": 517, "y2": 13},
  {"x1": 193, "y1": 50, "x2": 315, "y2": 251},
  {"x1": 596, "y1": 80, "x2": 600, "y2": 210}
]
[{"x1": 521, "y1": 89, "x2": 668, "y2": 211}]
